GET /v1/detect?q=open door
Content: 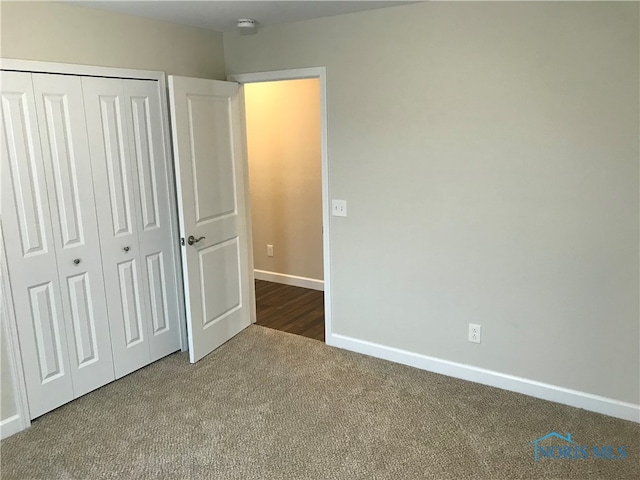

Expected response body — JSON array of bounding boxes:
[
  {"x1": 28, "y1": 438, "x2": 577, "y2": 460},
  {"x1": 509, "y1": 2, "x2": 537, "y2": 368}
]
[{"x1": 168, "y1": 76, "x2": 254, "y2": 363}]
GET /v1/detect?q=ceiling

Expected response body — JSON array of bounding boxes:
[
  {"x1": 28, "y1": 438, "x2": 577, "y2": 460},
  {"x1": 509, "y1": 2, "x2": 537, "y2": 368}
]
[{"x1": 68, "y1": 1, "x2": 417, "y2": 33}]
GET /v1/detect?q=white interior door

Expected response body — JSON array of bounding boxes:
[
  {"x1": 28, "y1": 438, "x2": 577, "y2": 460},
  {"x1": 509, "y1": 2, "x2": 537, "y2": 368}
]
[
  {"x1": 168, "y1": 76, "x2": 254, "y2": 363},
  {"x1": 31, "y1": 73, "x2": 115, "y2": 397},
  {"x1": 83, "y1": 76, "x2": 182, "y2": 377},
  {"x1": 121, "y1": 78, "x2": 182, "y2": 363},
  {"x1": 1, "y1": 71, "x2": 75, "y2": 417},
  {"x1": 82, "y1": 77, "x2": 153, "y2": 378}
]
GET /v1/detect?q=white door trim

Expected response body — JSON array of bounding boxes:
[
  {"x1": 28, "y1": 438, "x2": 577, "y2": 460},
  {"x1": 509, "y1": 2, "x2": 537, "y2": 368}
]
[
  {"x1": 0, "y1": 224, "x2": 31, "y2": 438},
  {"x1": 228, "y1": 67, "x2": 332, "y2": 341},
  {"x1": 1, "y1": 58, "x2": 166, "y2": 81}
]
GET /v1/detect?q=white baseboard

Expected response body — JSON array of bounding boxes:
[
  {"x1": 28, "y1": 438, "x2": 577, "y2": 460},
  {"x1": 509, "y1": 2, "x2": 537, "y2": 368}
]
[
  {"x1": 1, "y1": 414, "x2": 27, "y2": 439},
  {"x1": 254, "y1": 269, "x2": 324, "y2": 291},
  {"x1": 327, "y1": 333, "x2": 640, "y2": 423}
]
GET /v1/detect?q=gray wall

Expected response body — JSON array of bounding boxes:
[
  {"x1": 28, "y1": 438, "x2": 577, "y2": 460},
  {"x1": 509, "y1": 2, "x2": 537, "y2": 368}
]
[
  {"x1": 0, "y1": 1, "x2": 225, "y2": 78},
  {"x1": 224, "y1": 2, "x2": 640, "y2": 404}
]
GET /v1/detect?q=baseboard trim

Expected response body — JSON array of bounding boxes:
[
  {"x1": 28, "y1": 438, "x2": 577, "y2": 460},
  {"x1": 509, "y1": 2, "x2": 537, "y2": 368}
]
[
  {"x1": 327, "y1": 333, "x2": 640, "y2": 423},
  {"x1": 1, "y1": 414, "x2": 27, "y2": 439},
  {"x1": 254, "y1": 269, "x2": 324, "y2": 291}
]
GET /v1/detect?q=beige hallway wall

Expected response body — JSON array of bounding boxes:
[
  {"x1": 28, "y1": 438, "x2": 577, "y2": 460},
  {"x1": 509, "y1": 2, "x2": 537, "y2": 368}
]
[
  {"x1": 0, "y1": 1, "x2": 225, "y2": 78},
  {"x1": 224, "y1": 2, "x2": 640, "y2": 405},
  {"x1": 245, "y1": 79, "x2": 323, "y2": 281}
]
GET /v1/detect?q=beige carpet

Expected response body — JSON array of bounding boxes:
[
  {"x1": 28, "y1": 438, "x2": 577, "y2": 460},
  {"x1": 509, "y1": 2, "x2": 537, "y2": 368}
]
[{"x1": 1, "y1": 325, "x2": 638, "y2": 479}]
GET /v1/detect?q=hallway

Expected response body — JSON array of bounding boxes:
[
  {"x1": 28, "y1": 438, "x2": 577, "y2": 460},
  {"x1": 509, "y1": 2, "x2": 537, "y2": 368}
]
[{"x1": 254, "y1": 280, "x2": 324, "y2": 342}]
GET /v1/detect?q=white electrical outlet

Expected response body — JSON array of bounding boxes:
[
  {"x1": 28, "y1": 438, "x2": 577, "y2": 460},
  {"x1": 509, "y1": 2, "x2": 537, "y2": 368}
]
[
  {"x1": 468, "y1": 323, "x2": 481, "y2": 344},
  {"x1": 331, "y1": 199, "x2": 347, "y2": 217},
  {"x1": 267, "y1": 244, "x2": 274, "y2": 257}
]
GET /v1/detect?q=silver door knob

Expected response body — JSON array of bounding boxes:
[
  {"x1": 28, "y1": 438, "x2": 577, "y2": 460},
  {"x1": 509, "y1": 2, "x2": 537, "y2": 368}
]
[
  {"x1": 73, "y1": 258, "x2": 81, "y2": 265},
  {"x1": 123, "y1": 246, "x2": 130, "y2": 252},
  {"x1": 187, "y1": 235, "x2": 206, "y2": 245}
]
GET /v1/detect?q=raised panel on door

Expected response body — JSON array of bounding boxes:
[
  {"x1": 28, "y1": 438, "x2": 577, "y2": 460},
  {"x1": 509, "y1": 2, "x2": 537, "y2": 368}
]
[
  {"x1": 82, "y1": 77, "x2": 152, "y2": 378},
  {"x1": 0, "y1": 71, "x2": 74, "y2": 418},
  {"x1": 32, "y1": 73, "x2": 115, "y2": 397},
  {"x1": 123, "y1": 79, "x2": 181, "y2": 362},
  {"x1": 168, "y1": 76, "x2": 252, "y2": 363}
]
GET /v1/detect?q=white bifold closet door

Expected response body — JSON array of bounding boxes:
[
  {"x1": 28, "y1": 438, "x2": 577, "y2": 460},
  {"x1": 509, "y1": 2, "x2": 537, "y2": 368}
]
[
  {"x1": 2, "y1": 69, "x2": 182, "y2": 419},
  {"x1": 1, "y1": 71, "x2": 115, "y2": 418},
  {"x1": 82, "y1": 77, "x2": 181, "y2": 379},
  {"x1": 31, "y1": 74, "x2": 116, "y2": 394}
]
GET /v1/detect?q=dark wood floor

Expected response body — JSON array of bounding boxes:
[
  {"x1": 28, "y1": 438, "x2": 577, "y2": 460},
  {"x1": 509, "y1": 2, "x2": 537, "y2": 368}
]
[{"x1": 254, "y1": 280, "x2": 325, "y2": 342}]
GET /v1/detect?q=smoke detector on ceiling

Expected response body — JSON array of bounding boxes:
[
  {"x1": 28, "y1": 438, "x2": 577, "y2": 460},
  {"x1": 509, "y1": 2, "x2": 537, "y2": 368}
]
[{"x1": 237, "y1": 19, "x2": 258, "y2": 35}]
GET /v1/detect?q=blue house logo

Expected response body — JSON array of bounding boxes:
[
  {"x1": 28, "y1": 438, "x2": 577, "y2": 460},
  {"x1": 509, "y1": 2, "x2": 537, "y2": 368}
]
[
  {"x1": 530, "y1": 432, "x2": 628, "y2": 462},
  {"x1": 530, "y1": 432, "x2": 577, "y2": 462}
]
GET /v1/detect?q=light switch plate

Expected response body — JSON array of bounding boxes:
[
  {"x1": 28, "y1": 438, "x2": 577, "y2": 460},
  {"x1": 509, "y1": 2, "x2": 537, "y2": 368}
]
[{"x1": 332, "y1": 199, "x2": 347, "y2": 217}]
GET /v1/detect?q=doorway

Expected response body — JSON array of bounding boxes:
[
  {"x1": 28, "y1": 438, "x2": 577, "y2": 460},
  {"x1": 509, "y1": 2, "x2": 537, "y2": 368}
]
[{"x1": 230, "y1": 68, "x2": 331, "y2": 342}]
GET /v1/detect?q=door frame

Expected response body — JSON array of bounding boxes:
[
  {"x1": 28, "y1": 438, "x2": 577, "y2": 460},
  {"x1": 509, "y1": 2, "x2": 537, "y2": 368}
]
[
  {"x1": 228, "y1": 67, "x2": 333, "y2": 340},
  {"x1": 0, "y1": 223, "x2": 31, "y2": 438}
]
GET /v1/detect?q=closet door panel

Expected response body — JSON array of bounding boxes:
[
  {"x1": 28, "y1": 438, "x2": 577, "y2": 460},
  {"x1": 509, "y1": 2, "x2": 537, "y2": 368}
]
[
  {"x1": 82, "y1": 77, "x2": 152, "y2": 378},
  {"x1": 0, "y1": 71, "x2": 74, "y2": 418},
  {"x1": 117, "y1": 258, "x2": 145, "y2": 346},
  {"x1": 32, "y1": 74, "x2": 115, "y2": 397},
  {"x1": 124, "y1": 79, "x2": 181, "y2": 362}
]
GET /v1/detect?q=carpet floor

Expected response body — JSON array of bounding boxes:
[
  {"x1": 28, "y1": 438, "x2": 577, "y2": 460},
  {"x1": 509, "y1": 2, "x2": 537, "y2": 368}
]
[{"x1": 1, "y1": 325, "x2": 638, "y2": 479}]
